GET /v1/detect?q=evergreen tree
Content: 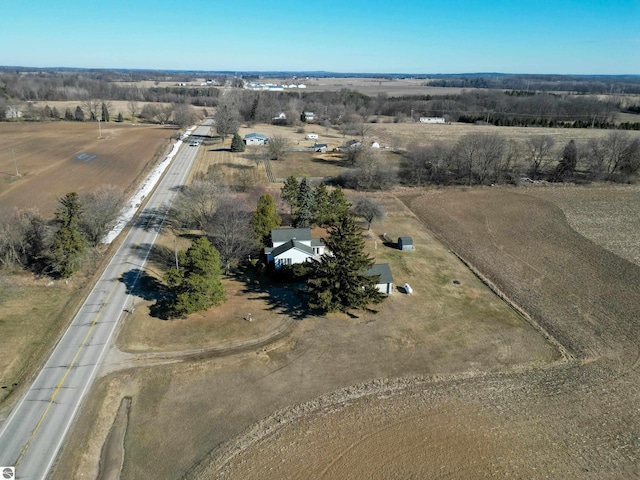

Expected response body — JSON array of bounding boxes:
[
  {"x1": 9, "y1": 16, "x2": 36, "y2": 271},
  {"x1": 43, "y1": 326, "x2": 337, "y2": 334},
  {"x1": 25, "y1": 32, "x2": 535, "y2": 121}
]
[
  {"x1": 116, "y1": 112, "x2": 124, "y2": 122},
  {"x1": 556, "y1": 139, "x2": 578, "y2": 180},
  {"x1": 74, "y1": 106, "x2": 85, "y2": 121},
  {"x1": 281, "y1": 175, "x2": 299, "y2": 217},
  {"x1": 101, "y1": 102, "x2": 110, "y2": 122},
  {"x1": 165, "y1": 237, "x2": 225, "y2": 317},
  {"x1": 52, "y1": 106, "x2": 59, "y2": 119},
  {"x1": 49, "y1": 192, "x2": 86, "y2": 278},
  {"x1": 251, "y1": 194, "x2": 281, "y2": 249},
  {"x1": 42, "y1": 105, "x2": 52, "y2": 118},
  {"x1": 65, "y1": 108, "x2": 74, "y2": 121},
  {"x1": 327, "y1": 185, "x2": 350, "y2": 226},
  {"x1": 312, "y1": 183, "x2": 332, "y2": 226},
  {"x1": 296, "y1": 178, "x2": 314, "y2": 227},
  {"x1": 307, "y1": 213, "x2": 386, "y2": 313},
  {"x1": 230, "y1": 132, "x2": 246, "y2": 152}
]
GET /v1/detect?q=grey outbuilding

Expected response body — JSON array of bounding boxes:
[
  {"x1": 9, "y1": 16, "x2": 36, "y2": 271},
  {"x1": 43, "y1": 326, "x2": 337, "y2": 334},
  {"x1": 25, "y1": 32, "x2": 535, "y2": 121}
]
[{"x1": 398, "y1": 236, "x2": 414, "y2": 250}]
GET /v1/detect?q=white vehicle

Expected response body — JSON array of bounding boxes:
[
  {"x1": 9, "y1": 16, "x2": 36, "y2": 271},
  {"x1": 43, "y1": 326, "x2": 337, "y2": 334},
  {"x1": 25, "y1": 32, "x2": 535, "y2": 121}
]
[{"x1": 189, "y1": 141, "x2": 200, "y2": 147}]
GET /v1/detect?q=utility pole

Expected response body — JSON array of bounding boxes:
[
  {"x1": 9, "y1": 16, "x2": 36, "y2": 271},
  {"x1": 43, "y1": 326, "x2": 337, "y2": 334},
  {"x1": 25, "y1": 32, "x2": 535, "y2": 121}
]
[{"x1": 10, "y1": 148, "x2": 19, "y2": 176}]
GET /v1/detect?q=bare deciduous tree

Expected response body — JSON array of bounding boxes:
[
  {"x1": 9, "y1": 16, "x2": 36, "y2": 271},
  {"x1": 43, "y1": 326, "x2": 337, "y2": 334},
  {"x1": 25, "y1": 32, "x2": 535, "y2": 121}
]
[
  {"x1": 128, "y1": 100, "x2": 140, "y2": 121},
  {"x1": 79, "y1": 185, "x2": 123, "y2": 246},
  {"x1": 524, "y1": 135, "x2": 556, "y2": 180},
  {"x1": 168, "y1": 179, "x2": 226, "y2": 231},
  {"x1": 205, "y1": 198, "x2": 253, "y2": 274},
  {"x1": 172, "y1": 103, "x2": 195, "y2": 128},
  {"x1": 267, "y1": 134, "x2": 291, "y2": 160},
  {"x1": 155, "y1": 104, "x2": 174, "y2": 124},
  {"x1": 352, "y1": 197, "x2": 384, "y2": 230},
  {"x1": 214, "y1": 103, "x2": 240, "y2": 138},
  {"x1": 83, "y1": 99, "x2": 101, "y2": 120},
  {"x1": 587, "y1": 131, "x2": 640, "y2": 180}
]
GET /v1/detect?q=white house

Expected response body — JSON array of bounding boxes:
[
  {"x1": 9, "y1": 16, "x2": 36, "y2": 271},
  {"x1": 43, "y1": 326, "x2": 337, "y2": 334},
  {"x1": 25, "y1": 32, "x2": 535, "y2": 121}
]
[
  {"x1": 419, "y1": 117, "x2": 446, "y2": 124},
  {"x1": 273, "y1": 112, "x2": 287, "y2": 121},
  {"x1": 365, "y1": 263, "x2": 394, "y2": 294},
  {"x1": 265, "y1": 228, "x2": 326, "y2": 269},
  {"x1": 303, "y1": 111, "x2": 315, "y2": 122},
  {"x1": 305, "y1": 133, "x2": 318, "y2": 140},
  {"x1": 244, "y1": 132, "x2": 268, "y2": 145}
]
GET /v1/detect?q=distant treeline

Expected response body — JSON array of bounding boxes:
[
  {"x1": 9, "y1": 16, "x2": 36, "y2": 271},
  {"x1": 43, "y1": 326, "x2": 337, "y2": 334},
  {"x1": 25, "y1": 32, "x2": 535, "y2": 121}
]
[
  {"x1": 331, "y1": 131, "x2": 640, "y2": 192},
  {"x1": 427, "y1": 74, "x2": 640, "y2": 95},
  {"x1": 2, "y1": 70, "x2": 639, "y2": 130}
]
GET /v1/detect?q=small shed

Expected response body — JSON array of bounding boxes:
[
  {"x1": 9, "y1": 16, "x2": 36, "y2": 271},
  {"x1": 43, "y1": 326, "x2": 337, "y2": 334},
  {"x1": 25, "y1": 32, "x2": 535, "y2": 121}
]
[
  {"x1": 365, "y1": 263, "x2": 394, "y2": 294},
  {"x1": 305, "y1": 133, "x2": 319, "y2": 140},
  {"x1": 398, "y1": 236, "x2": 414, "y2": 251}
]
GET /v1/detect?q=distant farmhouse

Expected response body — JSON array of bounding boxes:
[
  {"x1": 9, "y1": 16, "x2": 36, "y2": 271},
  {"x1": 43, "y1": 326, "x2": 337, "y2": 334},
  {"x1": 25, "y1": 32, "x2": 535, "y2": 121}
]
[
  {"x1": 264, "y1": 228, "x2": 326, "y2": 269},
  {"x1": 244, "y1": 132, "x2": 268, "y2": 145},
  {"x1": 419, "y1": 117, "x2": 446, "y2": 124},
  {"x1": 303, "y1": 112, "x2": 315, "y2": 122}
]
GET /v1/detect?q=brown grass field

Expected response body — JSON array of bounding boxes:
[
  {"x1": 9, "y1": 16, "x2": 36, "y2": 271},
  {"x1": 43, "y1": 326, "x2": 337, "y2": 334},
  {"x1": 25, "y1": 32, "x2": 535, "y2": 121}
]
[
  {"x1": 0, "y1": 121, "x2": 175, "y2": 217},
  {"x1": 0, "y1": 121, "x2": 175, "y2": 406}
]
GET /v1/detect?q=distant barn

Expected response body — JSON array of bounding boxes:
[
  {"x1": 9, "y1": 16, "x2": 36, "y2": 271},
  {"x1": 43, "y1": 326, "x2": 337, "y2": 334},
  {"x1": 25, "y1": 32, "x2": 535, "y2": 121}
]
[{"x1": 398, "y1": 236, "x2": 414, "y2": 250}]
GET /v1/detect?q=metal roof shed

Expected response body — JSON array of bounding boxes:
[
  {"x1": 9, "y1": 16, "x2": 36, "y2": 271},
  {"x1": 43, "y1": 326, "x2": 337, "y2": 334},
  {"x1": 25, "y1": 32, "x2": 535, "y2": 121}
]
[{"x1": 398, "y1": 236, "x2": 414, "y2": 250}]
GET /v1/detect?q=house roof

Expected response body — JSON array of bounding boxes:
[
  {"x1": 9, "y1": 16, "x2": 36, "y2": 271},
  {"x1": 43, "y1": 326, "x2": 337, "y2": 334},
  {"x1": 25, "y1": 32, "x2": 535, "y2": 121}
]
[
  {"x1": 365, "y1": 263, "x2": 394, "y2": 284},
  {"x1": 313, "y1": 143, "x2": 328, "y2": 150},
  {"x1": 271, "y1": 228, "x2": 312, "y2": 244},
  {"x1": 245, "y1": 132, "x2": 268, "y2": 140},
  {"x1": 271, "y1": 239, "x2": 314, "y2": 257},
  {"x1": 398, "y1": 236, "x2": 413, "y2": 245}
]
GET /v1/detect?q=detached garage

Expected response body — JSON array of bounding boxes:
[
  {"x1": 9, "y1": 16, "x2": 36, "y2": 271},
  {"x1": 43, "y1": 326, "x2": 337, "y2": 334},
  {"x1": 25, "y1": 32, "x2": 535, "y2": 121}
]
[
  {"x1": 365, "y1": 263, "x2": 394, "y2": 294},
  {"x1": 398, "y1": 236, "x2": 414, "y2": 250},
  {"x1": 244, "y1": 133, "x2": 268, "y2": 145}
]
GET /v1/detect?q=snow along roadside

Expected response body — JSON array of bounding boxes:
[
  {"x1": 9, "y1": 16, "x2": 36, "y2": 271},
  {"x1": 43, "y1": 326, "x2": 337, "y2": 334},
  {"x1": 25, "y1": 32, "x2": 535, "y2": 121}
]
[{"x1": 101, "y1": 125, "x2": 196, "y2": 245}]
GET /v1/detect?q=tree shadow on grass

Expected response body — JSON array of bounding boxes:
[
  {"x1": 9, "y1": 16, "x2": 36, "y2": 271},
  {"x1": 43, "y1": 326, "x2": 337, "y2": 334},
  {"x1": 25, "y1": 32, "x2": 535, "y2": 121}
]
[
  {"x1": 119, "y1": 268, "x2": 174, "y2": 320},
  {"x1": 233, "y1": 266, "x2": 312, "y2": 321}
]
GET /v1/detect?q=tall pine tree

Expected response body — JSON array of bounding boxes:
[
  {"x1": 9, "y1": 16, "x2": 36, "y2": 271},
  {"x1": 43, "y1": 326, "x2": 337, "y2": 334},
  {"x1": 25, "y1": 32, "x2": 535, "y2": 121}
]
[
  {"x1": 49, "y1": 192, "x2": 86, "y2": 278},
  {"x1": 295, "y1": 178, "x2": 314, "y2": 227},
  {"x1": 327, "y1": 185, "x2": 350, "y2": 226},
  {"x1": 307, "y1": 213, "x2": 386, "y2": 313},
  {"x1": 281, "y1": 175, "x2": 299, "y2": 217},
  {"x1": 251, "y1": 194, "x2": 281, "y2": 248},
  {"x1": 165, "y1": 237, "x2": 225, "y2": 317},
  {"x1": 312, "y1": 183, "x2": 332, "y2": 227}
]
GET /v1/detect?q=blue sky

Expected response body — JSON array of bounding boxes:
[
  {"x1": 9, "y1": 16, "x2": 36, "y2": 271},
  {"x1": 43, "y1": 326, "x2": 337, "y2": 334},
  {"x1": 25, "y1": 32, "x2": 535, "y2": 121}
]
[{"x1": 1, "y1": 0, "x2": 638, "y2": 74}]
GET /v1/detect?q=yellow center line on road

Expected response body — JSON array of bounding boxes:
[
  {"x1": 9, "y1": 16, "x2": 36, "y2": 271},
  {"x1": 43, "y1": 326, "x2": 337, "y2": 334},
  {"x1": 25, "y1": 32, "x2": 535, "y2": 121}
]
[
  {"x1": 13, "y1": 223, "x2": 155, "y2": 468},
  {"x1": 14, "y1": 281, "x2": 118, "y2": 467},
  {"x1": 13, "y1": 156, "x2": 175, "y2": 468}
]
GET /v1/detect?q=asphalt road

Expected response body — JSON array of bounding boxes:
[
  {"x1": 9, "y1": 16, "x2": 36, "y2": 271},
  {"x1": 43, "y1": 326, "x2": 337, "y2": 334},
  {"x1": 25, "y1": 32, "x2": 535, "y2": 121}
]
[{"x1": 0, "y1": 121, "x2": 212, "y2": 479}]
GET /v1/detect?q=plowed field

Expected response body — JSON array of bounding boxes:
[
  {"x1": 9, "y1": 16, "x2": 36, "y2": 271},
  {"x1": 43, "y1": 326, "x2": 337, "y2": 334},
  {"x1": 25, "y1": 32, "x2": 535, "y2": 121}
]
[
  {"x1": 207, "y1": 186, "x2": 640, "y2": 479},
  {"x1": 0, "y1": 122, "x2": 174, "y2": 217}
]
